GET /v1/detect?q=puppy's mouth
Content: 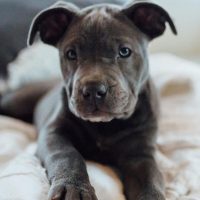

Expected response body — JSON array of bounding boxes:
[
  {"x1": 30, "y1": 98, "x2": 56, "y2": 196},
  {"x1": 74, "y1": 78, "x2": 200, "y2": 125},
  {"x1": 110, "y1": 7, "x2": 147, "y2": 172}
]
[
  {"x1": 69, "y1": 98, "x2": 135, "y2": 123},
  {"x1": 76, "y1": 106, "x2": 115, "y2": 122},
  {"x1": 82, "y1": 112, "x2": 114, "y2": 122}
]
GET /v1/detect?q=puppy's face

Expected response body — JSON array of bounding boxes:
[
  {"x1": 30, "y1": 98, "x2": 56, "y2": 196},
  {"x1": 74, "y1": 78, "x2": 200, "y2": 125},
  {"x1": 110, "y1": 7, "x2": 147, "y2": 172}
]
[
  {"x1": 59, "y1": 6, "x2": 149, "y2": 122},
  {"x1": 28, "y1": 1, "x2": 176, "y2": 122}
]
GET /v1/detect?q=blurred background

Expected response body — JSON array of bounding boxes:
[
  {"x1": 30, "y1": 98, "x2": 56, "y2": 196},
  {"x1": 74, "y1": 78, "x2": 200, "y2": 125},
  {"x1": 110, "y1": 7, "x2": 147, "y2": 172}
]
[{"x1": 149, "y1": 0, "x2": 200, "y2": 63}]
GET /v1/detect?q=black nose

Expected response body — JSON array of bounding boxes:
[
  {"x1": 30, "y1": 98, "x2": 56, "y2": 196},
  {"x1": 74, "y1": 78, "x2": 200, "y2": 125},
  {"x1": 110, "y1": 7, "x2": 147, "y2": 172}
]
[{"x1": 82, "y1": 83, "x2": 107, "y2": 100}]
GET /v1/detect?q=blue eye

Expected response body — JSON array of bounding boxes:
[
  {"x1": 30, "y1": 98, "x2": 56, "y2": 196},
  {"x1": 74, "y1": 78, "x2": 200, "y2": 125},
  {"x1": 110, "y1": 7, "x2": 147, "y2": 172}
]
[
  {"x1": 119, "y1": 47, "x2": 132, "y2": 58},
  {"x1": 66, "y1": 49, "x2": 77, "y2": 60}
]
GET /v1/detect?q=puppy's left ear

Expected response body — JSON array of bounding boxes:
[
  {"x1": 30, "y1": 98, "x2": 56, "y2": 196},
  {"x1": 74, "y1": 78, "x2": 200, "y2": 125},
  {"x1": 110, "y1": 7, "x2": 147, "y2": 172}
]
[{"x1": 122, "y1": 1, "x2": 177, "y2": 40}]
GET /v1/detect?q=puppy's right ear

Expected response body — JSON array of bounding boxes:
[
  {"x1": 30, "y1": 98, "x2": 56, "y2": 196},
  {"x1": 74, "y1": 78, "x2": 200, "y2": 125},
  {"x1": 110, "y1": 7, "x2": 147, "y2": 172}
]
[{"x1": 27, "y1": 2, "x2": 79, "y2": 46}]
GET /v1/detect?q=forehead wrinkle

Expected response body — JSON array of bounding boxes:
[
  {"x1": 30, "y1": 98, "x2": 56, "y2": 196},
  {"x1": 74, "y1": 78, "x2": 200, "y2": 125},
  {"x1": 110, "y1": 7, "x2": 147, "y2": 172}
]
[
  {"x1": 74, "y1": 10, "x2": 114, "y2": 59},
  {"x1": 80, "y1": 9, "x2": 117, "y2": 40},
  {"x1": 83, "y1": 7, "x2": 112, "y2": 24}
]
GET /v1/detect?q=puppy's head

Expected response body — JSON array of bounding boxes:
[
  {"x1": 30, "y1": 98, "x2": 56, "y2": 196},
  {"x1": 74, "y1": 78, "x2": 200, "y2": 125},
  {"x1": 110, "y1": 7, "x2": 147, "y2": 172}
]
[{"x1": 28, "y1": 1, "x2": 176, "y2": 122}]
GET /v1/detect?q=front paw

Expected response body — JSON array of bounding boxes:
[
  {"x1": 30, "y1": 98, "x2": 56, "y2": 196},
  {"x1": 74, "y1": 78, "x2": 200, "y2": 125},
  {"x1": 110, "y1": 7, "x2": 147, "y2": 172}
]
[{"x1": 48, "y1": 180, "x2": 98, "y2": 200}]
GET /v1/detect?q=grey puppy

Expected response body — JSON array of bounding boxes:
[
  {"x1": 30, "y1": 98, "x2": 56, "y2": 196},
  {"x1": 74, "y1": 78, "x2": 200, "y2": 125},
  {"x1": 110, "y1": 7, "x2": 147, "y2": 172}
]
[{"x1": 1, "y1": 0, "x2": 177, "y2": 200}]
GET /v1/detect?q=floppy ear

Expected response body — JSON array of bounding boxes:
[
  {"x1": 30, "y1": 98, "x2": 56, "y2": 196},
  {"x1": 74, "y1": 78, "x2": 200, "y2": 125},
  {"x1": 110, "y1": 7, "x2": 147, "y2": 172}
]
[
  {"x1": 27, "y1": 1, "x2": 79, "y2": 46},
  {"x1": 122, "y1": 1, "x2": 177, "y2": 40}
]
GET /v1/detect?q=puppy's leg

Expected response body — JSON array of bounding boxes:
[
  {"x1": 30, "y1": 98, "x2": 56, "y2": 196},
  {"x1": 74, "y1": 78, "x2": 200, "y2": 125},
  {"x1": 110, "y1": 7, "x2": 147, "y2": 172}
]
[
  {"x1": 37, "y1": 123, "x2": 97, "y2": 200},
  {"x1": 119, "y1": 156, "x2": 165, "y2": 200}
]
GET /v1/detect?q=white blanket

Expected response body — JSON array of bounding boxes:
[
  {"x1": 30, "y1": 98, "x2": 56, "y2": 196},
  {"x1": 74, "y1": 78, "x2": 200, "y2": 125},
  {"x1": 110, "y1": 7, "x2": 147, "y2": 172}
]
[{"x1": 0, "y1": 44, "x2": 200, "y2": 200}]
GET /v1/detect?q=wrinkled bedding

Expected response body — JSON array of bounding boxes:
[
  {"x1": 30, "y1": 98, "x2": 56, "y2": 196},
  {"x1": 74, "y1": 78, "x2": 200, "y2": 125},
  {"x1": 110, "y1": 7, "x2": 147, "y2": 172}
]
[{"x1": 0, "y1": 44, "x2": 200, "y2": 200}]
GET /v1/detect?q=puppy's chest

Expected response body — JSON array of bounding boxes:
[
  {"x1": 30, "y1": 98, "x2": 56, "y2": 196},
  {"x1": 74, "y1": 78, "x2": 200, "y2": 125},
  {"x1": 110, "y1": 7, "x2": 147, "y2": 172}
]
[
  {"x1": 84, "y1": 139, "x2": 114, "y2": 164},
  {"x1": 66, "y1": 125, "x2": 117, "y2": 163},
  {"x1": 74, "y1": 132, "x2": 117, "y2": 163},
  {"x1": 71, "y1": 126, "x2": 136, "y2": 164}
]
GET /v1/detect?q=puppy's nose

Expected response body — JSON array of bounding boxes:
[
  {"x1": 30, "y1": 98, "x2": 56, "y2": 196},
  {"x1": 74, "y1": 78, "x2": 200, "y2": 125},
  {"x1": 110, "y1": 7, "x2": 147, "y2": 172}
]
[{"x1": 82, "y1": 83, "x2": 107, "y2": 100}]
